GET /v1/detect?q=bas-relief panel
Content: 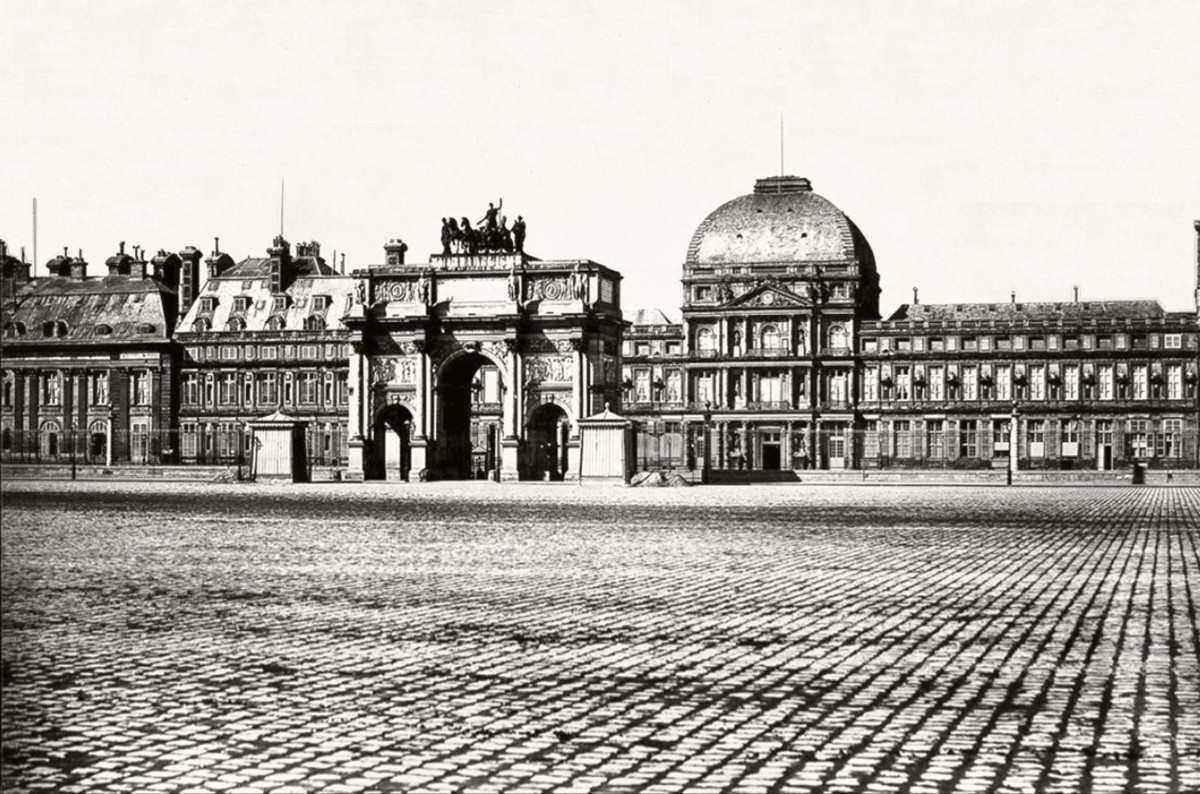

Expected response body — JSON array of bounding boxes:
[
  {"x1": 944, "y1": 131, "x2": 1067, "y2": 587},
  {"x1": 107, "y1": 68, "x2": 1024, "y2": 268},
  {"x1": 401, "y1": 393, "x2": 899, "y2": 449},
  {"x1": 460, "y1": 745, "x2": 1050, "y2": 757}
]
[
  {"x1": 372, "y1": 356, "x2": 419, "y2": 385},
  {"x1": 525, "y1": 277, "x2": 572, "y2": 302},
  {"x1": 524, "y1": 356, "x2": 573, "y2": 384}
]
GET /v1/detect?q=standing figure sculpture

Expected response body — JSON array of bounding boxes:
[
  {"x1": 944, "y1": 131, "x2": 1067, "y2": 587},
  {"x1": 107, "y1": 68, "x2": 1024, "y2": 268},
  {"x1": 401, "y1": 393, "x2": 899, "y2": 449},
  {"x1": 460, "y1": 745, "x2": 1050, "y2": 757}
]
[
  {"x1": 507, "y1": 267, "x2": 520, "y2": 302},
  {"x1": 499, "y1": 217, "x2": 514, "y2": 253},
  {"x1": 570, "y1": 264, "x2": 587, "y2": 301},
  {"x1": 512, "y1": 216, "x2": 527, "y2": 254},
  {"x1": 418, "y1": 271, "x2": 431, "y2": 305},
  {"x1": 440, "y1": 218, "x2": 454, "y2": 256},
  {"x1": 478, "y1": 199, "x2": 501, "y2": 232}
]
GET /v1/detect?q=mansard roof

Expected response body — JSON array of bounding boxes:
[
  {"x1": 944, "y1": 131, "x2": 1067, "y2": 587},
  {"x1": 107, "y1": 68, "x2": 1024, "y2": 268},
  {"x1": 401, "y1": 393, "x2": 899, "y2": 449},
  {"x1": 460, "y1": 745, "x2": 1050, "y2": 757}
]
[
  {"x1": 1, "y1": 274, "x2": 178, "y2": 343},
  {"x1": 886, "y1": 300, "x2": 1167, "y2": 323},
  {"x1": 177, "y1": 269, "x2": 355, "y2": 335}
]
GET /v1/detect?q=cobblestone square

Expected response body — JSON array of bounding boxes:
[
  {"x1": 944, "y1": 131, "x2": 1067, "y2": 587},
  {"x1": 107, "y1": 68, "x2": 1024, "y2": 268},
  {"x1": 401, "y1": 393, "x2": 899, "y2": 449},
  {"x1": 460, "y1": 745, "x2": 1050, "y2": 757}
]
[{"x1": 2, "y1": 482, "x2": 1198, "y2": 793}]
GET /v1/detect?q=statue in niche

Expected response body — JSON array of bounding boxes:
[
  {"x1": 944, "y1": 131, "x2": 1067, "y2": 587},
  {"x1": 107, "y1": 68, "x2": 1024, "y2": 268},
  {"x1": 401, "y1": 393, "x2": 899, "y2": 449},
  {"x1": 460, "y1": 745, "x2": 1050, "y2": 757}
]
[
  {"x1": 507, "y1": 268, "x2": 521, "y2": 302},
  {"x1": 570, "y1": 265, "x2": 587, "y2": 301},
  {"x1": 418, "y1": 272, "x2": 431, "y2": 305},
  {"x1": 354, "y1": 279, "x2": 366, "y2": 305}
]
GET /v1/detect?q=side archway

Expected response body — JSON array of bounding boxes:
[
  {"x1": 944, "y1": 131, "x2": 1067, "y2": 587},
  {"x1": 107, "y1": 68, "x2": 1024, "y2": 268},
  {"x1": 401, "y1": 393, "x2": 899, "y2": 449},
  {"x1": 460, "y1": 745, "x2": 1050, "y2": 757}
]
[
  {"x1": 375, "y1": 403, "x2": 414, "y2": 481},
  {"x1": 525, "y1": 402, "x2": 570, "y2": 481}
]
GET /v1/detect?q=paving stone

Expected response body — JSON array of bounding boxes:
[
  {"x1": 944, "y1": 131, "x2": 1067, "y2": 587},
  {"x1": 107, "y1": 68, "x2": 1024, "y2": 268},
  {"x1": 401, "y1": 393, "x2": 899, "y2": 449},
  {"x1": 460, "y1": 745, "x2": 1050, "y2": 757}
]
[{"x1": 2, "y1": 482, "x2": 1199, "y2": 793}]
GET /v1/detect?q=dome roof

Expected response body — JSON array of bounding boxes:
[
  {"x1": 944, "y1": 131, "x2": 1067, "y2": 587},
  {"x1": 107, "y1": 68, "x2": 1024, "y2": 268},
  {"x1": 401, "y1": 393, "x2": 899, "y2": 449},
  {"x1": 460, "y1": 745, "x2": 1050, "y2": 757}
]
[{"x1": 686, "y1": 176, "x2": 873, "y2": 267}]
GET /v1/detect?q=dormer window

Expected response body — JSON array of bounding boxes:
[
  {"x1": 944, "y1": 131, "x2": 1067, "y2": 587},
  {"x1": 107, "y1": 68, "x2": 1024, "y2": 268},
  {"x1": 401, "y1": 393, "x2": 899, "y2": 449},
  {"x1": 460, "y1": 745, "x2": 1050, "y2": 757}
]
[
  {"x1": 138, "y1": 323, "x2": 155, "y2": 334},
  {"x1": 272, "y1": 296, "x2": 288, "y2": 312},
  {"x1": 95, "y1": 324, "x2": 113, "y2": 336},
  {"x1": 5, "y1": 322, "x2": 27, "y2": 337},
  {"x1": 232, "y1": 296, "x2": 251, "y2": 314},
  {"x1": 304, "y1": 315, "x2": 326, "y2": 331},
  {"x1": 191, "y1": 318, "x2": 211, "y2": 333},
  {"x1": 266, "y1": 315, "x2": 286, "y2": 332},
  {"x1": 226, "y1": 318, "x2": 245, "y2": 332},
  {"x1": 311, "y1": 295, "x2": 329, "y2": 312},
  {"x1": 199, "y1": 297, "x2": 218, "y2": 315},
  {"x1": 42, "y1": 320, "x2": 69, "y2": 338}
]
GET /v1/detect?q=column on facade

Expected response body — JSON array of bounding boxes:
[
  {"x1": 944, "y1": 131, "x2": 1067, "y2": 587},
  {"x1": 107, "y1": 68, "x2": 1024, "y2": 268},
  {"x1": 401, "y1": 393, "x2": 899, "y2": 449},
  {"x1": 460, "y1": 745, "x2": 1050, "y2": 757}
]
[
  {"x1": 811, "y1": 419, "x2": 821, "y2": 470},
  {"x1": 504, "y1": 342, "x2": 520, "y2": 439},
  {"x1": 715, "y1": 421, "x2": 725, "y2": 470},
  {"x1": 571, "y1": 339, "x2": 584, "y2": 438},
  {"x1": 783, "y1": 420, "x2": 793, "y2": 466},
  {"x1": 347, "y1": 346, "x2": 363, "y2": 440}
]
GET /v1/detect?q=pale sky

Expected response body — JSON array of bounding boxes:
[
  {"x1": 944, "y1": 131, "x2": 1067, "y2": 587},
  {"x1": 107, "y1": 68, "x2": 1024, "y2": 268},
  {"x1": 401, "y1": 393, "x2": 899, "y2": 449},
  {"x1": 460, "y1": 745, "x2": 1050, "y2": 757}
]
[{"x1": 3, "y1": 0, "x2": 1198, "y2": 316}]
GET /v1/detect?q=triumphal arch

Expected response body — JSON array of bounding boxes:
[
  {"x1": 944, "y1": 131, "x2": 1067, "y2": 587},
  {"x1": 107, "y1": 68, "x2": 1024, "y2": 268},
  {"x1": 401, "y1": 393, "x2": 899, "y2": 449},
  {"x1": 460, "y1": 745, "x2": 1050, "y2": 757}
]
[{"x1": 343, "y1": 227, "x2": 624, "y2": 481}]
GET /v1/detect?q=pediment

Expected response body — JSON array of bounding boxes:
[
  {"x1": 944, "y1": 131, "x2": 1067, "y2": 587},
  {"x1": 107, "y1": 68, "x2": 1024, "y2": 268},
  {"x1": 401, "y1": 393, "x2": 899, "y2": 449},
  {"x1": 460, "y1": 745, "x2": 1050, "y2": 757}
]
[{"x1": 724, "y1": 282, "x2": 810, "y2": 309}]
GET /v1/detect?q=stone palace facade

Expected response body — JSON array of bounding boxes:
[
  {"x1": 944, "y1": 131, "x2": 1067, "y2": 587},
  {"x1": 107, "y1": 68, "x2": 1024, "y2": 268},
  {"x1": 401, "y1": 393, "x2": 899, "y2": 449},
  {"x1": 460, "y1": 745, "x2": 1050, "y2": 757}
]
[{"x1": 3, "y1": 179, "x2": 1198, "y2": 479}]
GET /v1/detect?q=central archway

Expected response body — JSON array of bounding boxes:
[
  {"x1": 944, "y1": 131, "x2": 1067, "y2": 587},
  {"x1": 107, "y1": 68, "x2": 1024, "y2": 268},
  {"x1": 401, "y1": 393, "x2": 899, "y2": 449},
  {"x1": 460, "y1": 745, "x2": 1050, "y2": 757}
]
[{"x1": 436, "y1": 352, "x2": 503, "y2": 480}]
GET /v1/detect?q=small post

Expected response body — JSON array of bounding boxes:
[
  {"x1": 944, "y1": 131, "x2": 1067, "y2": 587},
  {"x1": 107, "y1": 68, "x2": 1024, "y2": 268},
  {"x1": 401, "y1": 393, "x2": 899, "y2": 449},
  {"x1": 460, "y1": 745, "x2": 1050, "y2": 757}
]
[
  {"x1": 1008, "y1": 402, "x2": 1018, "y2": 486},
  {"x1": 70, "y1": 421, "x2": 78, "y2": 481}
]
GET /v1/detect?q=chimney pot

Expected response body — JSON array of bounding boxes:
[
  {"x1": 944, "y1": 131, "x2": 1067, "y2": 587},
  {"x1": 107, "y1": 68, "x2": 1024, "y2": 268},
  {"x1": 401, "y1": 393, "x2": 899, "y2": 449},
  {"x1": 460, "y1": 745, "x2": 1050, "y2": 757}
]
[{"x1": 119, "y1": 241, "x2": 125, "y2": 255}]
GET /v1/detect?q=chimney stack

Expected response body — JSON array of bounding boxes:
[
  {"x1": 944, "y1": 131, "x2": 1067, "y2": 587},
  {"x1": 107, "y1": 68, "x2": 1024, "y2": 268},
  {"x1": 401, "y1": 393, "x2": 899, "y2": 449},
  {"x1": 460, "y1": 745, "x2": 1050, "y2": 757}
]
[
  {"x1": 179, "y1": 246, "x2": 203, "y2": 310},
  {"x1": 912, "y1": 287, "x2": 919, "y2": 305}
]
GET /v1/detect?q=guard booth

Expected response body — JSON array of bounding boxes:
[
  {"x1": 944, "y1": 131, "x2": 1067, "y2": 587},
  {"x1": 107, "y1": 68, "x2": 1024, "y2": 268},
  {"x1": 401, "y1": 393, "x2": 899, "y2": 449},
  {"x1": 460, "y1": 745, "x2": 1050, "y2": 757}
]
[
  {"x1": 578, "y1": 405, "x2": 634, "y2": 484},
  {"x1": 250, "y1": 410, "x2": 310, "y2": 482}
]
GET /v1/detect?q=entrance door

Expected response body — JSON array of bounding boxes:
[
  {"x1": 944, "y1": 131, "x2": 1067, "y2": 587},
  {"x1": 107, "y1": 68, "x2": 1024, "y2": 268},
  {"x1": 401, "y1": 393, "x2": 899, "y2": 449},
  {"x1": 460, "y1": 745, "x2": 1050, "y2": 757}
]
[
  {"x1": 527, "y1": 403, "x2": 569, "y2": 480},
  {"x1": 761, "y1": 430, "x2": 781, "y2": 470},
  {"x1": 377, "y1": 404, "x2": 413, "y2": 480}
]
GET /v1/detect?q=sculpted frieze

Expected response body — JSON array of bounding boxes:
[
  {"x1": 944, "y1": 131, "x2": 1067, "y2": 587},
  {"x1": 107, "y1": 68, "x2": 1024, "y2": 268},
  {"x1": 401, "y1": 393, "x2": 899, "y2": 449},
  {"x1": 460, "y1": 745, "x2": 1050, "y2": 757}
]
[
  {"x1": 525, "y1": 277, "x2": 571, "y2": 302},
  {"x1": 524, "y1": 355, "x2": 573, "y2": 384},
  {"x1": 372, "y1": 356, "x2": 419, "y2": 385}
]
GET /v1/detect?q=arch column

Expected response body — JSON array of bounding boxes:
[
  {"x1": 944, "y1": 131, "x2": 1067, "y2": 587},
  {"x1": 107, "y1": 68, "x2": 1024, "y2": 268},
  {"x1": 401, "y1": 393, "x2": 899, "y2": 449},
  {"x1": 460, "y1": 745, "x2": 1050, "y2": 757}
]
[
  {"x1": 500, "y1": 339, "x2": 522, "y2": 480},
  {"x1": 346, "y1": 341, "x2": 367, "y2": 480}
]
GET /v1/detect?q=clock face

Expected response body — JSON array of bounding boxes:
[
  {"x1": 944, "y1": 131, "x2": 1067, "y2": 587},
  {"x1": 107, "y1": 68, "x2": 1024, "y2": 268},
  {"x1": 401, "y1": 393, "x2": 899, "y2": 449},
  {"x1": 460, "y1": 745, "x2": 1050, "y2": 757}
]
[{"x1": 762, "y1": 292, "x2": 775, "y2": 305}]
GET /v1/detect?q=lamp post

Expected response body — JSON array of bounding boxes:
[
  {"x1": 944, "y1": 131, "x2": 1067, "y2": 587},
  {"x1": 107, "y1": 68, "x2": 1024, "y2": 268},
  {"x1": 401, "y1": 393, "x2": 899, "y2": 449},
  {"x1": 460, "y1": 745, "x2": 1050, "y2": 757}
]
[
  {"x1": 70, "y1": 419, "x2": 77, "y2": 481},
  {"x1": 702, "y1": 400, "x2": 713, "y2": 485}
]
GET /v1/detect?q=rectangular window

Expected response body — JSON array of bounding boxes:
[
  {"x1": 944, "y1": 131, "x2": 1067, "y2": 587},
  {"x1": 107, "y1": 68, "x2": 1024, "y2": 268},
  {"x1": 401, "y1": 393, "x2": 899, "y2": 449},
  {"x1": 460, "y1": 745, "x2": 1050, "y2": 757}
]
[
  {"x1": 895, "y1": 367, "x2": 911, "y2": 401},
  {"x1": 996, "y1": 337, "x2": 1012, "y2": 351},
  {"x1": 243, "y1": 374, "x2": 254, "y2": 405},
  {"x1": 1167, "y1": 364, "x2": 1182, "y2": 400},
  {"x1": 995, "y1": 365, "x2": 1011, "y2": 401},
  {"x1": 959, "y1": 419, "x2": 978, "y2": 458},
  {"x1": 1029, "y1": 365, "x2": 1045, "y2": 401},
  {"x1": 218, "y1": 373, "x2": 238, "y2": 404},
  {"x1": 300, "y1": 372, "x2": 319, "y2": 404},
  {"x1": 862, "y1": 368, "x2": 879, "y2": 401},
  {"x1": 1096, "y1": 419, "x2": 1114, "y2": 446},
  {"x1": 284, "y1": 373, "x2": 295, "y2": 405},
  {"x1": 183, "y1": 374, "x2": 200, "y2": 405},
  {"x1": 131, "y1": 371, "x2": 149, "y2": 406},
  {"x1": 962, "y1": 366, "x2": 977, "y2": 401},
  {"x1": 220, "y1": 346, "x2": 238, "y2": 361},
  {"x1": 204, "y1": 375, "x2": 214, "y2": 406},
  {"x1": 131, "y1": 420, "x2": 149, "y2": 463},
  {"x1": 1064, "y1": 365, "x2": 1080, "y2": 401},
  {"x1": 181, "y1": 422, "x2": 198, "y2": 459},
  {"x1": 962, "y1": 336, "x2": 978, "y2": 351},
  {"x1": 1027, "y1": 419, "x2": 1045, "y2": 457},
  {"x1": 1164, "y1": 333, "x2": 1182, "y2": 349},
  {"x1": 337, "y1": 372, "x2": 349, "y2": 404},
  {"x1": 1126, "y1": 419, "x2": 1151, "y2": 459},
  {"x1": 1159, "y1": 419, "x2": 1182, "y2": 458},
  {"x1": 1061, "y1": 419, "x2": 1081, "y2": 457},
  {"x1": 301, "y1": 345, "x2": 319, "y2": 359},
  {"x1": 929, "y1": 337, "x2": 945, "y2": 352},
  {"x1": 634, "y1": 369, "x2": 651, "y2": 402},
  {"x1": 1097, "y1": 335, "x2": 1113, "y2": 350},
  {"x1": 893, "y1": 420, "x2": 912, "y2": 458},
  {"x1": 1098, "y1": 366, "x2": 1114, "y2": 400},
  {"x1": 312, "y1": 295, "x2": 329, "y2": 311},
  {"x1": 43, "y1": 371, "x2": 62, "y2": 406},
  {"x1": 928, "y1": 367, "x2": 944, "y2": 401},
  {"x1": 1132, "y1": 366, "x2": 1148, "y2": 400},
  {"x1": 258, "y1": 373, "x2": 278, "y2": 405},
  {"x1": 993, "y1": 419, "x2": 1011, "y2": 457},
  {"x1": 926, "y1": 420, "x2": 945, "y2": 459},
  {"x1": 91, "y1": 371, "x2": 110, "y2": 405},
  {"x1": 261, "y1": 345, "x2": 278, "y2": 360},
  {"x1": 1030, "y1": 336, "x2": 1045, "y2": 350}
]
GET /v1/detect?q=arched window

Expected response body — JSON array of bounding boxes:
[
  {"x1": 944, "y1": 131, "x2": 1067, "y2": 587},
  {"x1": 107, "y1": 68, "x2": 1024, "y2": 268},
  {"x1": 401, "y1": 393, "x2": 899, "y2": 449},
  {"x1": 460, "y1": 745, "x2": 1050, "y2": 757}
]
[
  {"x1": 138, "y1": 323, "x2": 156, "y2": 334},
  {"x1": 828, "y1": 324, "x2": 848, "y2": 351},
  {"x1": 266, "y1": 315, "x2": 286, "y2": 331},
  {"x1": 226, "y1": 317, "x2": 245, "y2": 332},
  {"x1": 2, "y1": 371, "x2": 12, "y2": 407},
  {"x1": 42, "y1": 320, "x2": 68, "y2": 338},
  {"x1": 192, "y1": 318, "x2": 211, "y2": 333},
  {"x1": 94, "y1": 324, "x2": 113, "y2": 336},
  {"x1": 40, "y1": 420, "x2": 61, "y2": 458},
  {"x1": 4, "y1": 322, "x2": 25, "y2": 337},
  {"x1": 304, "y1": 314, "x2": 325, "y2": 331},
  {"x1": 696, "y1": 327, "x2": 715, "y2": 353},
  {"x1": 760, "y1": 324, "x2": 781, "y2": 351}
]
